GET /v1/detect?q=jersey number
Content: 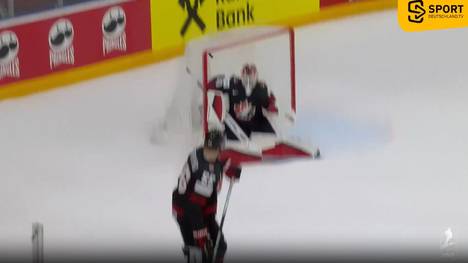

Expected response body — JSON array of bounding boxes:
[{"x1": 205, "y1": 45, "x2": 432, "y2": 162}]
[{"x1": 194, "y1": 171, "x2": 216, "y2": 197}]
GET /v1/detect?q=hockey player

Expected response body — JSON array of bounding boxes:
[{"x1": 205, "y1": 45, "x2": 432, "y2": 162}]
[
  {"x1": 172, "y1": 130, "x2": 241, "y2": 263},
  {"x1": 207, "y1": 64, "x2": 278, "y2": 141}
]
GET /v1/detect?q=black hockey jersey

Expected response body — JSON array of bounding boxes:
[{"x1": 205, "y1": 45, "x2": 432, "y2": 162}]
[
  {"x1": 208, "y1": 75, "x2": 274, "y2": 123},
  {"x1": 172, "y1": 147, "x2": 239, "y2": 219}
]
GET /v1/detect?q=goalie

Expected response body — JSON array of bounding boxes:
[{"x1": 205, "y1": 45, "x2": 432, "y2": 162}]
[{"x1": 206, "y1": 64, "x2": 279, "y2": 141}]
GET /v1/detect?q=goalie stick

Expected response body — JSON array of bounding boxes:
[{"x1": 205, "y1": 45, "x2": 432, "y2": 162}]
[{"x1": 224, "y1": 113, "x2": 250, "y2": 143}]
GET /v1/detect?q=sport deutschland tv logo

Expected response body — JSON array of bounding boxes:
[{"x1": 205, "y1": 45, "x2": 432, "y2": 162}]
[
  {"x1": 408, "y1": 0, "x2": 425, "y2": 23},
  {"x1": 399, "y1": 0, "x2": 466, "y2": 31}
]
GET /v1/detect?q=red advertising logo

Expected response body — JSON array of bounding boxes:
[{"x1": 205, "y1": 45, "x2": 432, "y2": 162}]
[
  {"x1": 49, "y1": 19, "x2": 75, "y2": 69},
  {"x1": 102, "y1": 6, "x2": 127, "y2": 55},
  {"x1": 0, "y1": 0, "x2": 152, "y2": 87},
  {"x1": 0, "y1": 31, "x2": 20, "y2": 80}
]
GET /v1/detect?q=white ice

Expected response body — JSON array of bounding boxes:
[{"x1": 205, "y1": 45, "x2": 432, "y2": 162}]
[{"x1": 1, "y1": 10, "x2": 468, "y2": 261}]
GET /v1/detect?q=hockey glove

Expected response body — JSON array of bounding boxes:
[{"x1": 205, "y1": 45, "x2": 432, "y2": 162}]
[
  {"x1": 267, "y1": 94, "x2": 278, "y2": 113},
  {"x1": 225, "y1": 166, "x2": 242, "y2": 181},
  {"x1": 234, "y1": 101, "x2": 255, "y2": 121}
]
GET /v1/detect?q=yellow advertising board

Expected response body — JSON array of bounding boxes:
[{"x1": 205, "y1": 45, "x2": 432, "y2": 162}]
[{"x1": 150, "y1": 0, "x2": 320, "y2": 52}]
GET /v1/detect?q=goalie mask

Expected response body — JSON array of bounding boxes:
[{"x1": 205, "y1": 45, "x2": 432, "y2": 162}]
[{"x1": 241, "y1": 64, "x2": 258, "y2": 94}]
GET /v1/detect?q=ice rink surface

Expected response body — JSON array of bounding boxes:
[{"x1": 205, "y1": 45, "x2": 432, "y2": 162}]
[{"x1": 1, "y1": 10, "x2": 468, "y2": 261}]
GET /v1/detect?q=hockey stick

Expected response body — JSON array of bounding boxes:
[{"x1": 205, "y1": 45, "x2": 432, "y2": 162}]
[
  {"x1": 212, "y1": 180, "x2": 234, "y2": 263},
  {"x1": 224, "y1": 113, "x2": 250, "y2": 143}
]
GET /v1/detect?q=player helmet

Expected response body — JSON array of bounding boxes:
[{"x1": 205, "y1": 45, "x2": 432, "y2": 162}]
[
  {"x1": 241, "y1": 63, "x2": 258, "y2": 90},
  {"x1": 204, "y1": 129, "x2": 224, "y2": 150}
]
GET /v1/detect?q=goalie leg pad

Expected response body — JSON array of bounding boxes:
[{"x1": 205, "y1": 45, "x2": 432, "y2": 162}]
[{"x1": 207, "y1": 90, "x2": 228, "y2": 131}]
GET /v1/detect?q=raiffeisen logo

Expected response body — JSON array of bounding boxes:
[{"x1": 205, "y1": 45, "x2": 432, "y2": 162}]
[
  {"x1": 179, "y1": 0, "x2": 206, "y2": 37},
  {"x1": 398, "y1": 0, "x2": 467, "y2": 31}
]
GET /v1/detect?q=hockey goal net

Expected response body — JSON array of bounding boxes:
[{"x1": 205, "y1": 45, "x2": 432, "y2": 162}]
[{"x1": 154, "y1": 26, "x2": 296, "y2": 149}]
